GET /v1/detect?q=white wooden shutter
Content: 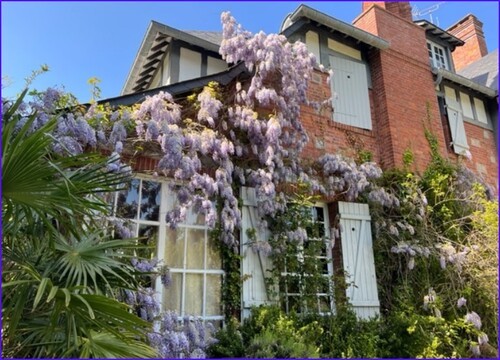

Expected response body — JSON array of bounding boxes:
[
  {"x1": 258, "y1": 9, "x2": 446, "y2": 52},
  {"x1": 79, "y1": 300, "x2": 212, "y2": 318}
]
[
  {"x1": 240, "y1": 187, "x2": 275, "y2": 318},
  {"x1": 444, "y1": 87, "x2": 469, "y2": 155},
  {"x1": 338, "y1": 202, "x2": 380, "y2": 319},
  {"x1": 330, "y1": 55, "x2": 372, "y2": 130}
]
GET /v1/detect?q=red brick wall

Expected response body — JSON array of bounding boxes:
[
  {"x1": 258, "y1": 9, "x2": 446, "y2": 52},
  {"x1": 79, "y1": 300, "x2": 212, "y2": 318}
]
[
  {"x1": 353, "y1": 5, "x2": 448, "y2": 173},
  {"x1": 462, "y1": 123, "x2": 498, "y2": 192},
  {"x1": 447, "y1": 15, "x2": 488, "y2": 71},
  {"x1": 300, "y1": 70, "x2": 381, "y2": 164},
  {"x1": 361, "y1": 1, "x2": 412, "y2": 22}
]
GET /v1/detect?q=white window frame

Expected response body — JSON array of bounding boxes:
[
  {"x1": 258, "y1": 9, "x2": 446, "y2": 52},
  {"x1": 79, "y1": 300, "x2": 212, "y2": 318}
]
[
  {"x1": 427, "y1": 41, "x2": 449, "y2": 70},
  {"x1": 109, "y1": 176, "x2": 224, "y2": 322},
  {"x1": 281, "y1": 203, "x2": 334, "y2": 315}
]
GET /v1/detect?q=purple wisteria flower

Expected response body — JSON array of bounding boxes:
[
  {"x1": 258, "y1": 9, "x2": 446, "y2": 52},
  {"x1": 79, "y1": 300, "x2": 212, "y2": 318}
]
[
  {"x1": 457, "y1": 297, "x2": 467, "y2": 308},
  {"x1": 465, "y1": 311, "x2": 482, "y2": 329}
]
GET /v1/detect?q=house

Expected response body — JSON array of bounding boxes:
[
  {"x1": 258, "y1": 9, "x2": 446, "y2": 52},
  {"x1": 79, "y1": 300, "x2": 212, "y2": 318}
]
[{"x1": 105, "y1": 1, "x2": 498, "y2": 322}]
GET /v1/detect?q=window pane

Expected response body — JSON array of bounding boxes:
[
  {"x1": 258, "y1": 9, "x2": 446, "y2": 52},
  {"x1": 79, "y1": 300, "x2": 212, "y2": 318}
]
[
  {"x1": 116, "y1": 179, "x2": 140, "y2": 219},
  {"x1": 184, "y1": 274, "x2": 203, "y2": 315},
  {"x1": 459, "y1": 92, "x2": 474, "y2": 118},
  {"x1": 205, "y1": 275, "x2": 222, "y2": 316},
  {"x1": 473, "y1": 97, "x2": 488, "y2": 123},
  {"x1": 163, "y1": 272, "x2": 182, "y2": 313},
  {"x1": 165, "y1": 228, "x2": 185, "y2": 269},
  {"x1": 186, "y1": 207, "x2": 206, "y2": 225},
  {"x1": 186, "y1": 229, "x2": 205, "y2": 269},
  {"x1": 207, "y1": 235, "x2": 221, "y2": 269},
  {"x1": 140, "y1": 180, "x2": 161, "y2": 221},
  {"x1": 138, "y1": 225, "x2": 159, "y2": 258},
  {"x1": 319, "y1": 296, "x2": 332, "y2": 313}
]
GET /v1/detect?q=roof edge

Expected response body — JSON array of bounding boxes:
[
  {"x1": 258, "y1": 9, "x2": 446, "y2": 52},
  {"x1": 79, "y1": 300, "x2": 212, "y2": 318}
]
[
  {"x1": 434, "y1": 67, "x2": 497, "y2": 98},
  {"x1": 284, "y1": 4, "x2": 389, "y2": 50},
  {"x1": 122, "y1": 21, "x2": 222, "y2": 95},
  {"x1": 104, "y1": 62, "x2": 250, "y2": 107}
]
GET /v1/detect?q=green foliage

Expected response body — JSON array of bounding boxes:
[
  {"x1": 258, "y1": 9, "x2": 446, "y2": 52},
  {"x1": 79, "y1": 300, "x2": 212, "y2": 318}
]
[
  {"x1": 242, "y1": 306, "x2": 321, "y2": 358},
  {"x1": 2, "y1": 89, "x2": 157, "y2": 358},
  {"x1": 369, "y1": 128, "x2": 498, "y2": 356},
  {"x1": 207, "y1": 317, "x2": 245, "y2": 358},
  {"x1": 402, "y1": 147, "x2": 414, "y2": 168},
  {"x1": 358, "y1": 149, "x2": 373, "y2": 163},
  {"x1": 212, "y1": 194, "x2": 243, "y2": 320},
  {"x1": 302, "y1": 309, "x2": 384, "y2": 358},
  {"x1": 380, "y1": 309, "x2": 479, "y2": 358}
]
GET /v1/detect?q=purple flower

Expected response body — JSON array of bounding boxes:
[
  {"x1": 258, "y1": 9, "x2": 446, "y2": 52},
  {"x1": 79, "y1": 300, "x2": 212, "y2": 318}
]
[
  {"x1": 457, "y1": 297, "x2": 467, "y2": 308},
  {"x1": 465, "y1": 311, "x2": 482, "y2": 329},
  {"x1": 470, "y1": 344, "x2": 480, "y2": 356},
  {"x1": 478, "y1": 332, "x2": 489, "y2": 345},
  {"x1": 160, "y1": 267, "x2": 172, "y2": 287}
]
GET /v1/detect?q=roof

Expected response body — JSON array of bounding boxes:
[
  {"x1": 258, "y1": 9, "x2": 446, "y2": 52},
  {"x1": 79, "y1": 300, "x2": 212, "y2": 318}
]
[
  {"x1": 458, "y1": 49, "x2": 498, "y2": 92},
  {"x1": 106, "y1": 62, "x2": 250, "y2": 107},
  {"x1": 414, "y1": 20, "x2": 464, "y2": 51},
  {"x1": 185, "y1": 30, "x2": 222, "y2": 46},
  {"x1": 280, "y1": 4, "x2": 389, "y2": 50},
  {"x1": 433, "y1": 67, "x2": 497, "y2": 98},
  {"x1": 122, "y1": 21, "x2": 222, "y2": 95}
]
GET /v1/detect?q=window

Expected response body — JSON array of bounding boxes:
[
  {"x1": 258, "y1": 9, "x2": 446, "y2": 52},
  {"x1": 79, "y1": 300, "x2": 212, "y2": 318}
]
[
  {"x1": 109, "y1": 177, "x2": 224, "y2": 322},
  {"x1": 427, "y1": 41, "x2": 449, "y2": 70},
  {"x1": 280, "y1": 204, "x2": 334, "y2": 314},
  {"x1": 330, "y1": 55, "x2": 372, "y2": 130}
]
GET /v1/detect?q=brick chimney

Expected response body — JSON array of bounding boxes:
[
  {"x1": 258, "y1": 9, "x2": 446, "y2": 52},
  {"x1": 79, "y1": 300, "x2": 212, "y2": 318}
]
[
  {"x1": 362, "y1": 1, "x2": 413, "y2": 22},
  {"x1": 447, "y1": 14, "x2": 488, "y2": 71},
  {"x1": 354, "y1": 1, "x2": 448, "y2": 171}
]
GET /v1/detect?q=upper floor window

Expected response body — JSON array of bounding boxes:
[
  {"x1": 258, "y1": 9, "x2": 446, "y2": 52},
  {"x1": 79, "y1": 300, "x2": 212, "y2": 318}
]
[{"x1": 427, "y1": 41, "x2": 449, "y2": 70}]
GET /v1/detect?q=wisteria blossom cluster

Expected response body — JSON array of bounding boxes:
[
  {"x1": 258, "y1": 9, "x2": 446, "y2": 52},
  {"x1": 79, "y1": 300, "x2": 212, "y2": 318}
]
[
  {"x1": 123, "y1": 12, "x2": 324, "y2": 248},
  {"x1": 436, "y1": 242, "x2": 470, "y2": 272},
  {"x1": 391, "y1": 242, "x2": 430, "y2": 270},
  {"x1": 147, "y1": 311, "x2": 217, "y2": 358}
]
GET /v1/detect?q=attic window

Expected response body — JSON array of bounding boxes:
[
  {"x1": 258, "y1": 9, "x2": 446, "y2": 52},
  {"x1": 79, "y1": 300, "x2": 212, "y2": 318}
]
[{"x1": 427, "y1": 41, "x2": 449, "y2": 70}]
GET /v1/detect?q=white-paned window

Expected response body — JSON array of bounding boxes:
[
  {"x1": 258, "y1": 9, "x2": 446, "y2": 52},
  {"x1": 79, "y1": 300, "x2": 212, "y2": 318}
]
[
  {"x1": 330, "y1": 55, "x2": 372, "y2": 130},
  {"x1": 281, "y1": 204, "x2": 334, "y2": 314},
  {"x1": 473, "y1": 97, "x2": 488, "y2": 124},
  {"x1": 459, "y1": 91, "x2": 474, "y2": 119},
  {"x1": 109, "y1": 177, "x2": 224, "y2": 322},
  {"x1": 427, "y1": 41, "x2": 449, "y2": 70}
]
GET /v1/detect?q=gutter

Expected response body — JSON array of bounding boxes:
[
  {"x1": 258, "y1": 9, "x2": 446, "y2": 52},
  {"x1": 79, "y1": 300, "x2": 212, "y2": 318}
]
[
  {"x1": 285, "y1": 4, "x2": 389, "y2": 50},
  {"x1": 433, "y1": 67, "x2": 497, "y2": 98}
]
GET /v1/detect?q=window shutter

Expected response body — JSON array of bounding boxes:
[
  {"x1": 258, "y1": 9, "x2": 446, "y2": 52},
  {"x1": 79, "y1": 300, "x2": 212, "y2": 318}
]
[
  {"x1": 240, "y1": 187, "x2": 275, "y2": 318},
  {"x1": 447, "y1": 107, "x2": 469, "y2": 155},
  {"x1": 444, "y1": 87, "x2": 469, "y2": 155},
  {"x1": 330, "y1": 56, "x2": 372, "y2": 130},
  {"x1": 338, "y1": 202, "x2": 380, "y2": 319}
]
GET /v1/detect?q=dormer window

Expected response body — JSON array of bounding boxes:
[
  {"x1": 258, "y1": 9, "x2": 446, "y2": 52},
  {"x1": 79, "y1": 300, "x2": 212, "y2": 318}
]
[{"x1": 427, "y1": 41, "x2": 449, "y2": 70}]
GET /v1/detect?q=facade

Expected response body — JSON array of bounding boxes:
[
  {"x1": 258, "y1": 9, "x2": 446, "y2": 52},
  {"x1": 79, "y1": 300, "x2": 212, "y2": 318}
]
[{"x1": 112, "y1": 1, "x2": 498, "y2": 321}]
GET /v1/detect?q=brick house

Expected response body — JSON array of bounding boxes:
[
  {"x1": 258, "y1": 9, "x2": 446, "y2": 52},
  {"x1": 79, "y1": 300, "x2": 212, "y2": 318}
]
[{"x1": 105, "y1": 1, "x2": 498, "y2": 322}]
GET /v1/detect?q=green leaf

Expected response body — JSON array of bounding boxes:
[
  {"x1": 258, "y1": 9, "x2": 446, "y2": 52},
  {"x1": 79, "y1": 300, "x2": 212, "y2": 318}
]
[{"x1": 32, "y1": 277, "x2": 50, "y2": 310}]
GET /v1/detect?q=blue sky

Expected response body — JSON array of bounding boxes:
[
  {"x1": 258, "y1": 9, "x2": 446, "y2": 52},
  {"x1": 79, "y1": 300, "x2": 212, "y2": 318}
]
[{"x1": 2, "y1": 1, "x2": 499, "y2": 103}]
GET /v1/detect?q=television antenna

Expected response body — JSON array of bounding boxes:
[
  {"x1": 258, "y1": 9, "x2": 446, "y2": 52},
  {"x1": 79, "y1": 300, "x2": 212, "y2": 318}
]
[{"x1": 412, "y1": 2, "x2": 445, "y2": 25}]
